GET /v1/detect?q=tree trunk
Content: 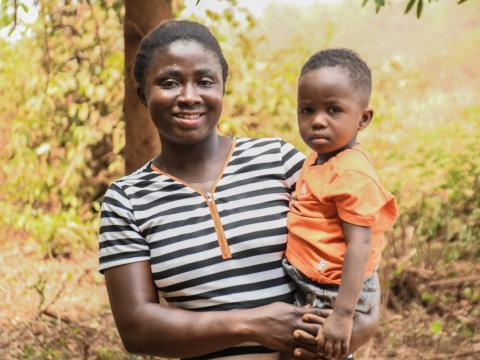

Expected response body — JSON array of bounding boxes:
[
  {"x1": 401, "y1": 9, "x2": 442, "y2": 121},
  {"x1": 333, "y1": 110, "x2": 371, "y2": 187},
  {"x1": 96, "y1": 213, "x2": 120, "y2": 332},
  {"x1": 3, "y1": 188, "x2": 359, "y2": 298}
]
[{"x1": 123, "y1": 0, "x2": 173, "y2": 174}]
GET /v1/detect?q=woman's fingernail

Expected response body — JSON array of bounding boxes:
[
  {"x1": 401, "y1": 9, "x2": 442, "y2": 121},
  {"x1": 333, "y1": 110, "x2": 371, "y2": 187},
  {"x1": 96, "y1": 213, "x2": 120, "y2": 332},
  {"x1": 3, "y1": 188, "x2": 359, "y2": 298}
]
[
  {"x1": 294, "y1": 349, "x2": 301, "y2": 357},
  {"x1": 293, "y1": 330, "x2": 300, "y2": 338}
]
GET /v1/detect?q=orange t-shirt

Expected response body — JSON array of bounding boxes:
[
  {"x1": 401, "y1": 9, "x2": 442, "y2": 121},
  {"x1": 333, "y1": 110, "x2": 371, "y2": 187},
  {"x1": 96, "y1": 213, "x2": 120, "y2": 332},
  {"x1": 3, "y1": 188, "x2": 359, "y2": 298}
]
[{"x1": 285, "y1": 145, "x2": 397, "y2": 285}]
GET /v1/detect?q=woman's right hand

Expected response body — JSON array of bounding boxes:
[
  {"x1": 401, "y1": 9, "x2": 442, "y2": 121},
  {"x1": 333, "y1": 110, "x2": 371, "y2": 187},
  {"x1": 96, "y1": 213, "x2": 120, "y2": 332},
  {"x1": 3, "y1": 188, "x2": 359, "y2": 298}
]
[{"x1": 243, "y1": 302, "x2": 322, "y2": 358}]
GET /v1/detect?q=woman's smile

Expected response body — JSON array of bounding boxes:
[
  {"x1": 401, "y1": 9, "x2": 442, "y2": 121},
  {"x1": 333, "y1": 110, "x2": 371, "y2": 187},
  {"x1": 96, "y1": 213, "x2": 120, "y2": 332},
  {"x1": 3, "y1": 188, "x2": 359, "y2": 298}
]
[{"x1": 172, "y1": 111, "x2": 206, "y2": 129}]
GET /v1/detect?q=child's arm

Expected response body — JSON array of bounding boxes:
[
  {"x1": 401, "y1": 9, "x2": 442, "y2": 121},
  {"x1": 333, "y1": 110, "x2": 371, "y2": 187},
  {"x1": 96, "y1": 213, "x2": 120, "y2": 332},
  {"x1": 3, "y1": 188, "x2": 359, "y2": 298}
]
[{"x1": 317, "y1": 221, "x2": 371, "y2": 359}]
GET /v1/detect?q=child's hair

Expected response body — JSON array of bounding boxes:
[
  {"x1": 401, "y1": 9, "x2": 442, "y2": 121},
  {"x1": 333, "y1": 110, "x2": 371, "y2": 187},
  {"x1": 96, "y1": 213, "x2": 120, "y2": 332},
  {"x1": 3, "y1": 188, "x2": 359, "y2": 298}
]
[
  {"x1": 301, "y1": 48, "x2": 372, "y2": 106},
  {"x1": 134, "y1": 20, "x2": 229, "y2": 94}
]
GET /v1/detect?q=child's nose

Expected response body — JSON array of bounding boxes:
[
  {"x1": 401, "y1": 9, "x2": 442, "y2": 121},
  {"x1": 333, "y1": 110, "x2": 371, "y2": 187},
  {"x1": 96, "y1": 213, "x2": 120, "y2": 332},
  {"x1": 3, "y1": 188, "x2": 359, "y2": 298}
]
[{"x1": 312, "y1": 114, "x2": 328, "y2": 128}]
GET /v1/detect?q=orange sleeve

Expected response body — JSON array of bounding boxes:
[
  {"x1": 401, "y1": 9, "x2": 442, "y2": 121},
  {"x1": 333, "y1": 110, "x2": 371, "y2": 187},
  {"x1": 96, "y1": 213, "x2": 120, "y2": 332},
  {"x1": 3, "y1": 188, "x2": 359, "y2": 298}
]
[{"x1": 321, "y1": 170, "x2": 397, "y2": 228}]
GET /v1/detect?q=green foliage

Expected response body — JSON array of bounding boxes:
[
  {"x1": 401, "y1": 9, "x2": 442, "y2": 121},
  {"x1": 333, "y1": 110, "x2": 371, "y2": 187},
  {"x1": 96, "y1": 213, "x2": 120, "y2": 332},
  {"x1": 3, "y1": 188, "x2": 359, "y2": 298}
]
[
  {"x1": 362, "y1": 0, "x2": 469, "y2": 17},
  {"x1": 0, "y1": 1, "x2": 124, "y2": 257},
  {"x1": 430, "y1": 319, "x2": 443, "y2": 335}
]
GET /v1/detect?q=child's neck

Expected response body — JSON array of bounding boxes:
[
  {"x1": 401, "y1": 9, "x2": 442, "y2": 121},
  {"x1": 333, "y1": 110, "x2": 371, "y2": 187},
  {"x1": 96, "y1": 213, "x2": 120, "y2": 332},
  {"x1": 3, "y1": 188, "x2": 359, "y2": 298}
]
[{"x1": 316, "y1": 138, "x2": 358, "y2": 165}]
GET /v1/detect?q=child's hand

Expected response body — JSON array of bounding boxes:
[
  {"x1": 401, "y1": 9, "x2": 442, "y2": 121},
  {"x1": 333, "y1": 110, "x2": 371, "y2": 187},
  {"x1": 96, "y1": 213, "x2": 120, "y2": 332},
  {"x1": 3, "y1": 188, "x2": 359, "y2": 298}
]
[{"x1": 316, "y1": 311, "x2": 352, "y2": 359}]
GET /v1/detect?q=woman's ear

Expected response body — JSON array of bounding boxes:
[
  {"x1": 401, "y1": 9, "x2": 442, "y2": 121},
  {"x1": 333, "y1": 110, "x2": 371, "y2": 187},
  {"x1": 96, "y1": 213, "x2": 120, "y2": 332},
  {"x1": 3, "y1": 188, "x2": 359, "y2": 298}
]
[
  {"x1": 358, "y1": 109, "x2": 373, "y2": 130},
  {"x1": 137, "y1": 86, "x2": 147, "y2": 107}
]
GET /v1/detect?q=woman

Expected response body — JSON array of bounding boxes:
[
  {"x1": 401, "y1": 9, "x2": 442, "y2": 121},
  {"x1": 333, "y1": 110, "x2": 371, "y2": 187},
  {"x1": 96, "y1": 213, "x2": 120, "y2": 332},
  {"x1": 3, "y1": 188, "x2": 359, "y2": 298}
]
[{"x1": 99, "y1": 20, "x2": 379, "y2": 360}]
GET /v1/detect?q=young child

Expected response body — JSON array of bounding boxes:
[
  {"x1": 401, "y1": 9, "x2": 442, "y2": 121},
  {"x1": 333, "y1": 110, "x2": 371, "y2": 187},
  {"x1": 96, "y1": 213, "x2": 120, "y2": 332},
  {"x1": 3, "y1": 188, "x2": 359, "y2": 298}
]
[{"x1": 283, "y1": 48, "x2": 398, "y2": 359}]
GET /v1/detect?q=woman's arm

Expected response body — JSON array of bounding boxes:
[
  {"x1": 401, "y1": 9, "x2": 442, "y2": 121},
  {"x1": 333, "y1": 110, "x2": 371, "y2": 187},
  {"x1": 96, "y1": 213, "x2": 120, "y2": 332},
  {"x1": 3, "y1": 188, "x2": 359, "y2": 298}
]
[{"x1": 105, "y1": 261, "x2": 323, "y2": 359}]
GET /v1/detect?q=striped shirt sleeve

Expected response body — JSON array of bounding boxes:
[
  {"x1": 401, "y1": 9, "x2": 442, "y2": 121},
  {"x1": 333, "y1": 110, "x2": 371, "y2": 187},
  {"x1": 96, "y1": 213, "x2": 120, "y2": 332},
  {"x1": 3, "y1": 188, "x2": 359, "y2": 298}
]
[
  {"x1": 98, "y1": 183, "x2": 150, "y2": 273},
  {"x1": 279, "y1": 140, "x2": 305, "y2": 189}
]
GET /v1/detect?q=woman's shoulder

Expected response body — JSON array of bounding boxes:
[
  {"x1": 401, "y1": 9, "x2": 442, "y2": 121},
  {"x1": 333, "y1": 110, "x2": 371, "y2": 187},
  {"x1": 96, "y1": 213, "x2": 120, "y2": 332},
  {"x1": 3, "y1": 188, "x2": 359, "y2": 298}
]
[
  {"x1": 104, "y1": 160, "x2": 164, "y2": 199},
  {"x1": 234, "y1": 136, "x2": 300, "y2": 153}
]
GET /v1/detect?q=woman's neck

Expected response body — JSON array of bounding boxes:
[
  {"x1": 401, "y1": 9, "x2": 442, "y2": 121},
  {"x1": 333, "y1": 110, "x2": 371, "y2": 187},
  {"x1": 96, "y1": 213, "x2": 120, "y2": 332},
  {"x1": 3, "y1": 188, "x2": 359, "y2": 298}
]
[{"x1": 154, "y1": 133, "x2": 232, "y2": 181}]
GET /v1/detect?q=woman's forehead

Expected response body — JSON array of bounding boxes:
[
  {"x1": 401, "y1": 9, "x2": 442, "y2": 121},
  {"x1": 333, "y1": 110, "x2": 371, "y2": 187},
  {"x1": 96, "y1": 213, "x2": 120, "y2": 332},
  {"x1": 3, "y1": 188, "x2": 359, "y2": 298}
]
[
  {"x1": 146, "y1": 41, "x2": 219, "y2": 73},
  {"x1": 155, "y1": 40, "x2": 218, "y2": 63},
  {"x1": 144, "y1": 41, "x2": 222, "y2": 82}
]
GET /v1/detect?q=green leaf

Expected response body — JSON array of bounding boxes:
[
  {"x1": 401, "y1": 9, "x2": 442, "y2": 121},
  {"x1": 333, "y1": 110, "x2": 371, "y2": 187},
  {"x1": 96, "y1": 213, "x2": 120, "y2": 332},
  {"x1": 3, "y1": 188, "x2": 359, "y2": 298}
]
[
  {"x1": 405, "y1": 0, "x2": 417, "y2": 14},
  {"x1": 362, "y1": 0, "x2": 369, "y2": 6},
  {"x1": 20, "y1": 3, "x2": 29, "y2": 13},
  {"x1": 417, "y1": 0, "x2": 423, "y2": 18},
  {"x1": 430, "y1": 320, "x2": 443, "y2": 335}
]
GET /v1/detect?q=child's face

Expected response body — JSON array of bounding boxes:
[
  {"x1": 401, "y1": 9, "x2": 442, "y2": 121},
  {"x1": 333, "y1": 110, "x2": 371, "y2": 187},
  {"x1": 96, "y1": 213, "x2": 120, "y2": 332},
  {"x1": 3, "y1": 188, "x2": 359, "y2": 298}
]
[
  {"x1": 297, "y1": 66, "x2": 372, "y2": 154},
  {"x1": 141, "y1": 40, "x2": 224, "y2": 146}
]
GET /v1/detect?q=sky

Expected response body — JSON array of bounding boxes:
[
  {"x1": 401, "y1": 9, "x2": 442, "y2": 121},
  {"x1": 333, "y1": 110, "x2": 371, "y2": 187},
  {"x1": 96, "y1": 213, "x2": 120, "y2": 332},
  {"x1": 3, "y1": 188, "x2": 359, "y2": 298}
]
[{"x1": 183, "y1": 0, "x2": 343, "y2": 17}]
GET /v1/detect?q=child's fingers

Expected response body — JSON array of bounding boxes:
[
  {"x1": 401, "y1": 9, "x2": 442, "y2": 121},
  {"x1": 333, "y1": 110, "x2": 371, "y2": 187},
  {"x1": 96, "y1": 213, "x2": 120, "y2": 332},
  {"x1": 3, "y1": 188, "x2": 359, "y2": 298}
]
[
  {"x1": 340, "y1": 340, "x2": 349, "y2": 358},
  {"x1": 323, "y1": 338, "x2": 333, "y2": 359},
  {"x1": 331, "y1": 339, "x2": 342, "y2": 359}
]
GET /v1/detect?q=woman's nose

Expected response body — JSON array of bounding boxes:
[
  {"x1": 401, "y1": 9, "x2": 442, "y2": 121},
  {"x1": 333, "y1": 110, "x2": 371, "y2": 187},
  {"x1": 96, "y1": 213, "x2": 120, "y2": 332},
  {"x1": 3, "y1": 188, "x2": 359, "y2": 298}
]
[{"x1": 178, "y1": 83, "x2": 201, "y2": 106}]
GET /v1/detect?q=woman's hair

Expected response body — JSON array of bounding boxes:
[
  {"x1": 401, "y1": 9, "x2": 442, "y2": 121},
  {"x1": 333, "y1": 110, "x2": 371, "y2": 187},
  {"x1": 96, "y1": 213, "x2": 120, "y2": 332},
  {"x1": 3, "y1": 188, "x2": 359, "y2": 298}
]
[
  {"x1": 134, "y1": 20, "x2": 229, "y2": 93},
  {"x1": 301, "y1": 48, "x2": 372, "y2": 105}
]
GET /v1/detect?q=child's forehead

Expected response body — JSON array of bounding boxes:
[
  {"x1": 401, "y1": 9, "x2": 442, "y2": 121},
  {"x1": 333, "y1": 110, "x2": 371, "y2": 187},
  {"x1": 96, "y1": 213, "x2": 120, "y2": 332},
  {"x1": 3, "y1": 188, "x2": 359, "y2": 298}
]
[
  {"x1": 298, "y1": 66, "x2": 366, "y2": 106},
  {"x1": 302, "y1": 65, "x2": 352, "y2": 83},
  {"x1": 299, "y1": 66, "x2": 356, "y2": 93}
]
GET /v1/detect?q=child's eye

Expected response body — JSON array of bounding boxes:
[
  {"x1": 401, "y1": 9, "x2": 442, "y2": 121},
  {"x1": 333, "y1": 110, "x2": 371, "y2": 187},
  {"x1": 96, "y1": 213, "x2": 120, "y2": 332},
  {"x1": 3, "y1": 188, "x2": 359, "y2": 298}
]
[
  {"x1": 327, "y1": 106, "x2": 342, "y2": 115},
  {"x1": 298, "y1": 107, "x2": 314, "y2": 114}
]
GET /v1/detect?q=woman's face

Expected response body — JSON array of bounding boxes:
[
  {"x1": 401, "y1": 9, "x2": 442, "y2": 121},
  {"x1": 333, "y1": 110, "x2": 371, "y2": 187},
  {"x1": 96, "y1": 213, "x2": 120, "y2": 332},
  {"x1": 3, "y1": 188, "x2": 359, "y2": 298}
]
[{"x1": 142, "y1": 40, "x2": 224, "y2": 146}]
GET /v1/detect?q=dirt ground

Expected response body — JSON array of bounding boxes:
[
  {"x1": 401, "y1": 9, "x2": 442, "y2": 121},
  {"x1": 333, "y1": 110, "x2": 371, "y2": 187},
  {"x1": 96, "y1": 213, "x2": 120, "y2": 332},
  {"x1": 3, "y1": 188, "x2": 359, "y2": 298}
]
[{"x1": 1, "y1": 230, "x2": 478, "y2": 360}]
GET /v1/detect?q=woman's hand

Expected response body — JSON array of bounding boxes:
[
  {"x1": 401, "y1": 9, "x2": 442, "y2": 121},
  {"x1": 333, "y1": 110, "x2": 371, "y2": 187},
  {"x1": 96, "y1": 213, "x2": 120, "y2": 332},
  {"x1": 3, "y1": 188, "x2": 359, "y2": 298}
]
[{"x1": 244, "y1": 302, "x2": 322, "y2": 358}]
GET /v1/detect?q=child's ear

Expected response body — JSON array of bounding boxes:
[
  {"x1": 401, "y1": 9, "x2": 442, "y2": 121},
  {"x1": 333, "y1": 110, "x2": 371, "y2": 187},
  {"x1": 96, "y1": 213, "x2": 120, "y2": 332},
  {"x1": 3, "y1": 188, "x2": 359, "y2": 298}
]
[
  {"x1": 358, "y1": 109, "x2": 373, "y2": 130},
  {"x1": 137, "y1": 86, "x2": 147, "y2": 107}
]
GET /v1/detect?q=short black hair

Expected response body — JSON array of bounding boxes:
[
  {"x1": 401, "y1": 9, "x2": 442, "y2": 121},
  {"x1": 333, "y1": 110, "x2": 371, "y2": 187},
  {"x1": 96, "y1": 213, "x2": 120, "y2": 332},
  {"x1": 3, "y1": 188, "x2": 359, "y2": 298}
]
[
  {"x1": 301, "y1": 48, "x2": 372, "y2": 105},
  {"x1": 134, "y1": 20, "x2": 229, "y2": 94}
]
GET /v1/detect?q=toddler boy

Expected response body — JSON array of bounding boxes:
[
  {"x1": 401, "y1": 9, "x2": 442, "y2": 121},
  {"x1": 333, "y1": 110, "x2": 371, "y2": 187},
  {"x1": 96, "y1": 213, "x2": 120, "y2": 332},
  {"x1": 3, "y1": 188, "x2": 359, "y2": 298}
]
[{"x1": 284, "y1": 48, "x2": 398, "y2": 359}]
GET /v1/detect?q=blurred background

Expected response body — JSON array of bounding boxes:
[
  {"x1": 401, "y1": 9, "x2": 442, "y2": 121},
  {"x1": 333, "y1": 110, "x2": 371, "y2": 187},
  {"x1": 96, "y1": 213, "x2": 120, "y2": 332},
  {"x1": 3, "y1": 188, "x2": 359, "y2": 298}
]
[{"x1": 0, "y1": 0, "x2": 479, "y2": 358}]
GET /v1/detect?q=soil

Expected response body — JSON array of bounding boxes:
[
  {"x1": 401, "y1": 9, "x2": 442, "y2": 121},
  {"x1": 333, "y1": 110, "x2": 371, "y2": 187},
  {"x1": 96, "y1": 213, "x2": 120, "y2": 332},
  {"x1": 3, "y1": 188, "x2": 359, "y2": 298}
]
[{"x1": 1, "y1": 229, "x2": 478, "y2": 359}]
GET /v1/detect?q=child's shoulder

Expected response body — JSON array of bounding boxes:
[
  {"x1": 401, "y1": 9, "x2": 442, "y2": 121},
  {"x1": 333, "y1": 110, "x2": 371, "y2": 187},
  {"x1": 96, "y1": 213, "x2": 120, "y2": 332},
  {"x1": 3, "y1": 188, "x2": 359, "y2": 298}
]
[{"x1": 335, "y1": 146, "x2": 378, "y2": 178}]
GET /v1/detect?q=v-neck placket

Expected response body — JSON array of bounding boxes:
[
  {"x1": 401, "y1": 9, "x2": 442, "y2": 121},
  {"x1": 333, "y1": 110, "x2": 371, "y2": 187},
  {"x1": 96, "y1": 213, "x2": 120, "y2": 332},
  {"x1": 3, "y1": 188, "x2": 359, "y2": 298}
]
[{"x1": 151, "y1": 138, "x2": 237, "y2": 260}]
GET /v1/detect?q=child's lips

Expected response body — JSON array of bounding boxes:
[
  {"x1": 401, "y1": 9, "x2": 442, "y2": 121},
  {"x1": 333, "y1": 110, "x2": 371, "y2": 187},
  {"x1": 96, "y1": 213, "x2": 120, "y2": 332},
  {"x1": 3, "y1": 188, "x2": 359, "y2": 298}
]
[{"x1": 310, "y1": 134, "x2": 329, "y2": 142}]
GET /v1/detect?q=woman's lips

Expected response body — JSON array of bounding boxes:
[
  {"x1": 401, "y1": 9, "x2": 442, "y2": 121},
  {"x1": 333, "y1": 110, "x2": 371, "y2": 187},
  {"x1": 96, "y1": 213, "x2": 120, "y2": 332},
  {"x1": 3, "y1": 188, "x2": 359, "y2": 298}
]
[{"x1": 173, "y1": 112, "x2": 205, "y2": 129}]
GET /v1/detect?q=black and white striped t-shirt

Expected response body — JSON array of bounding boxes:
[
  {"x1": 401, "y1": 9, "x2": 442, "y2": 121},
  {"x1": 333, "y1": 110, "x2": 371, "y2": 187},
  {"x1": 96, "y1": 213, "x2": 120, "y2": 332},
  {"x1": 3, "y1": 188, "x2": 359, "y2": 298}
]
[{"x1": 99, "y1": 137, "x2": 305, "y2": 359}]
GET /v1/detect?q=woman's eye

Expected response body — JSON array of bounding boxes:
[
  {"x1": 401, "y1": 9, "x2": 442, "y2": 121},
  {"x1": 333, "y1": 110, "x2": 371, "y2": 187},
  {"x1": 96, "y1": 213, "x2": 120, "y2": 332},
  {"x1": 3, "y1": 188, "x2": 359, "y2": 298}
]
[
  {"x1": 160, "y1": 79, "x2": 178, "y2": 88},
  {"x1": 198, "y1": 78, "x2": 214, "y2": 87}
]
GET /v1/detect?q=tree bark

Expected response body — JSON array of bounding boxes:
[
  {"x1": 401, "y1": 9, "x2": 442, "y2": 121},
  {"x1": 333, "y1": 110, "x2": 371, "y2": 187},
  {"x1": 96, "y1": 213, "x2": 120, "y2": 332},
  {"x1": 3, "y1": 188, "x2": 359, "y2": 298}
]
[{"x1": 124, "y1": 0, "x2": 173, "y2": 173}]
